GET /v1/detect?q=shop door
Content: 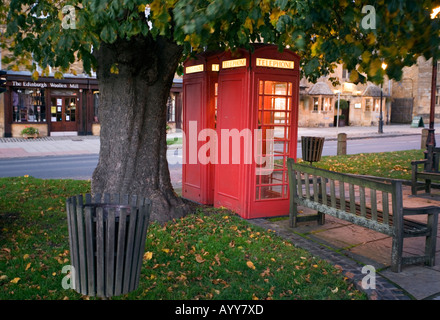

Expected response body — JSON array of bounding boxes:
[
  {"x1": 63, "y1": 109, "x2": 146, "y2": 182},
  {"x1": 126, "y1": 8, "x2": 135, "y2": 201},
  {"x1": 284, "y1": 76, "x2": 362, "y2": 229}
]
[{"x1": 50, "y1": 96, "x2": 77, "y2": 132}]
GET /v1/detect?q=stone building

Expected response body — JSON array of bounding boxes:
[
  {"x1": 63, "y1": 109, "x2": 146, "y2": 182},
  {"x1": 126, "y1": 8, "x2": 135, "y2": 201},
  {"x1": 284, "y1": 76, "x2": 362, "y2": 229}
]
[
  {"x1": 390, "y1": 56, "x2": 439, "y2": 125},
  {"x1": 299, "y1": 64, "x2": 390, "y2": 127},
  {"x1": 0, "y1": 45, "x2": 182, "y2": 137}
]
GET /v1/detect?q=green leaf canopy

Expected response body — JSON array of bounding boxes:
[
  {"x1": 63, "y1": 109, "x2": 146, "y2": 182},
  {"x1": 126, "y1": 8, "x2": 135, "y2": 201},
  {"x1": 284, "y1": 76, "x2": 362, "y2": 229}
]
[{"x1": 2, "y1": 0, "x2": 440, "y2": 84}]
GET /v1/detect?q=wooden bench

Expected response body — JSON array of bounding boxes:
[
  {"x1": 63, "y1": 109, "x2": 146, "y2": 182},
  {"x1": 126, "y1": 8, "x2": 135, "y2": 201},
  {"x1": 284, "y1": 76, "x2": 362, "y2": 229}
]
[
  {"x1": 411, "y1": 158, "x2": 440, "y2": 195},
  {"x1": 287, "y1": 159, "x2": 439, "y2": 273}
]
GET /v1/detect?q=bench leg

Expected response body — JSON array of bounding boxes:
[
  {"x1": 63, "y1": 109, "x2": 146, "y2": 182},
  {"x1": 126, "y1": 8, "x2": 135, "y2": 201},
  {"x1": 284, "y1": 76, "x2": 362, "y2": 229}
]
[
  {"x1": 318, "y1": 211, "x2": 325, "y2": 225},
  {"x1": 425, "y1": 179, "x2": 432, "y2": 194},
  {"x1": 391, "y1": 235, "x2": 403, "y2": 273},
  {"x1": 411, "y1": 168, "x2": 417, "y2": 195},
  {"x1": 289, "y1": 200, "x2": 298, "y2": 228},
  {"x1": 425, "y1": 213, "x2": 439, "y2": 267}
]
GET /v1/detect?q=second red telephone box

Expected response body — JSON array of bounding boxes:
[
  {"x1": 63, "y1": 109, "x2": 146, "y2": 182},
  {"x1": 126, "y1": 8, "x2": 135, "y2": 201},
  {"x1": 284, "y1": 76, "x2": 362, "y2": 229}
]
[{"x1": 182, "y1": 52, "x2": 219, "y2": 205}]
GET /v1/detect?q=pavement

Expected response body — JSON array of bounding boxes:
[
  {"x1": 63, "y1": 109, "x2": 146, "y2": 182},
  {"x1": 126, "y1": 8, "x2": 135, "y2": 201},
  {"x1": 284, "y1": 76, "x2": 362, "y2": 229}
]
[{"x1": 1, "y1": 123, "x2": 440, "y2": 300}]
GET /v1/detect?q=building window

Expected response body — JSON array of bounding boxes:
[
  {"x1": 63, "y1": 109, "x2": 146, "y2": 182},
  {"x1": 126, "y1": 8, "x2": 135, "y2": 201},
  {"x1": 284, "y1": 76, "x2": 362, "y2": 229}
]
[
  {"x1": 436, "y1": 87, "x2": 440, "y2": 105},
  {"x1": 12, "y1": 88, "x2": 46, "y2": 122},
  {"x1": 365, "y1": 98, "x2": 372, "y2": 111},
  {"x1": 313, "y1": 97, "x2": 319, "y2": 111},
  {"x1": 342, "y1": 69, "x2": 351, "y2": 80},
  {"x1": 321, "y1": 97, "x2": 332, "y2": 111},
  {"x1": 373, "y1": 98, "x2": 381, "y2": 112}
]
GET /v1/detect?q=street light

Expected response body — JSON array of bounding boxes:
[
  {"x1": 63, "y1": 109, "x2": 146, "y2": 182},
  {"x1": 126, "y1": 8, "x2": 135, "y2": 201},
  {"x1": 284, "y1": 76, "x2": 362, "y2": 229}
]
[
  {"x1": 378, "y1": 62, "x2": 387, "y2": 134},
  {"x1": 425, "y1": 6, "x2": 440, "y2": 171}
]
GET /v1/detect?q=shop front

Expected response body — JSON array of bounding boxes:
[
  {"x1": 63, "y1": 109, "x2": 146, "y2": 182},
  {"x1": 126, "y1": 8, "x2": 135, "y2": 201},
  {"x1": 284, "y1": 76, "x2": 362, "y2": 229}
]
[{"x1": 2, "y1": 72, "x2": 99, "y2": 137}]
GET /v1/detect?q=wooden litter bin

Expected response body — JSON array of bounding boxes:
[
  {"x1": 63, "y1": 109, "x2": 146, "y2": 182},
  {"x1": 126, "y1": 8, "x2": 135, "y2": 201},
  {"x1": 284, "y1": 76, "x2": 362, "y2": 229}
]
[
  {"x1": 301, "y1": 136, "x2": 325, "y2": 164},
  {"x1": 66, "y1": 193, "x2": 151, "y2": 298}
]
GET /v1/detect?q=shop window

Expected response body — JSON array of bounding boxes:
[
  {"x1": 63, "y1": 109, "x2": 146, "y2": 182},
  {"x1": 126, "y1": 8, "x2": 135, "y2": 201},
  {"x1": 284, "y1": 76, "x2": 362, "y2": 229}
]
[
  {"x1": 93, "y1": 91, "x2": 99, "y2": 122},
  {"x1": 12, "y1": 88, "x2": 46, "y2": 122}
]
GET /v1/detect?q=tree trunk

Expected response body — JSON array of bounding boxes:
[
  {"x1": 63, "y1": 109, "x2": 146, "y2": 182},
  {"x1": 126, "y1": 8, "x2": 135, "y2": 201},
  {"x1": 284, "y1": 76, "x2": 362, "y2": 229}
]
[{"x1": 92, "y1": 35, "x2": 189, "y2": 224}]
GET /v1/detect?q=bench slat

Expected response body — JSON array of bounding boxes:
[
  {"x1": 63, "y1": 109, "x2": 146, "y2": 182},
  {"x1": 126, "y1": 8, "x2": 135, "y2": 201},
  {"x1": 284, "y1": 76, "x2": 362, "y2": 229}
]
[
  {"x1": 370, "y1": 189, "x2": 377, "y2": 221},
  {"x1": 349, "y1": 184, "x2": 356, "y2": 214},
  {"x1": 360, "y1": 186, "x2": 366, "y2": 217},
  {"x1": 305, "y1": 173, "x2": 311, "y2": 199},
  {"x1": 313, "y1": 176, "x2": 319, "y2": 202},
  {"x1": 296, "y1": 171, "x2": 302, "y2": 198},
  {"x1": 339, "y1": 181, "x2": 346, "y2": 212},
  {"x1": 330, "y1": 179, "x2": 336, "y2": 208},
  {"x1": 382, "y1": 192, "x2": 390, "y2": 225}
]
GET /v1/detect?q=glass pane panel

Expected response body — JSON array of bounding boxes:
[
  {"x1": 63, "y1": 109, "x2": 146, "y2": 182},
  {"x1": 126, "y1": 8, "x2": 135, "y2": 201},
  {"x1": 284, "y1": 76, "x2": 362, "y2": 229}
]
[
  {"x1": 51, "y1": 98, "x2": 62, "y2": 122},
  {"x1": 273, "y1": 140, "x2": 286, "y2": 155},
  {"x1": 260, "y1": 185, "x2": 283, "y2": 199},
  {"x1": 273, "y1": 126, "x2": 288, "y2": 140},
  {"x1": 256, "y1": 80, "x2": 293, "y2": 201},
  {"x1": 264, "y1": 81, "x2": 287, "y2": 95},
  {"x1": 274, "y1": 155, "x2": 284, "y2": 169},
  {"x1": 273, "y1": 97, "x2": 286, "y2": 110},
  {"x1": 65, "y1": 98, "x2": 76, "y2": 122}
]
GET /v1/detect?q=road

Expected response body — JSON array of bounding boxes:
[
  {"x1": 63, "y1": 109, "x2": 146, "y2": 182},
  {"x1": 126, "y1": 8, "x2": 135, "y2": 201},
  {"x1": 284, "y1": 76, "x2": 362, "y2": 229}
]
[{"x1": 0, "y1": 134, "x2": 433, "y2": 180}]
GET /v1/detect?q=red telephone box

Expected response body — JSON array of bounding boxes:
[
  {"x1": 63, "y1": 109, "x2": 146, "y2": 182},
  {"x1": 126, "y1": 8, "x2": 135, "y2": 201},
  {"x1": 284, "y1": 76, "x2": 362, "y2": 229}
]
[
  {"x1": 182, "y1": 52, "x2": 219, "y2": 205},
  {"x1": 182, "y1": 44, "x2": 300, "y2": 219}
]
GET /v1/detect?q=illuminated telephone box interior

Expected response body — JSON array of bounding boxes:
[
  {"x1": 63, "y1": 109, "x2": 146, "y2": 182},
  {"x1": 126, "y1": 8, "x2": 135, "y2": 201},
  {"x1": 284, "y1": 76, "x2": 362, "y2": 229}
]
[{"x1": 182, "y1": 45, "x2": 300, "y2": 219}]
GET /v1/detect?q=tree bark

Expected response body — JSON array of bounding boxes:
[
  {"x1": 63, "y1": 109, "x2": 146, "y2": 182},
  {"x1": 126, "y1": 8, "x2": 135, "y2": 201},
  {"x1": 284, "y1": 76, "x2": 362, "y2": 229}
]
[{"x1": 92, "y1": 35, "x2": 189, "y2": 223}]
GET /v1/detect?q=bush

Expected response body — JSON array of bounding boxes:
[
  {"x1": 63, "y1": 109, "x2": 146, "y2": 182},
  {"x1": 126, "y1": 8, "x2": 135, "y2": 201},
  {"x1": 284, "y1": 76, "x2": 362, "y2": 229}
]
[
  {"x1": 21, "y1": 126, "x2": 39, "y2": 135},
  {"x1": 335, "y1": 99, "x2": 349, "y2": 109}
]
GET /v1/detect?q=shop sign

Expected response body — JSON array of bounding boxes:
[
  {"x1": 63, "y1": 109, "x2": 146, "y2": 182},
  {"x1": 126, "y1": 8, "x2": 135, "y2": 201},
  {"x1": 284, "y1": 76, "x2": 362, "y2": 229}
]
[{"x1": 11, "y1": 80, "x2": 79, "y2": 89}]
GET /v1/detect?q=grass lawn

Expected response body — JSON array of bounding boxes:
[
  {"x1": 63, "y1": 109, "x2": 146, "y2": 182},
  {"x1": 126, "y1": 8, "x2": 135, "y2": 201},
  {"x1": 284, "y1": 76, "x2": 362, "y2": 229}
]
[
  {"x1": 308, "y1": 149, "x2": 425, "y2": 181},
  {"x1": 0, "y1": 176, "x2": 366, "y2": 300},
  {"x1": 0, "y1": 149, "x2": 423, "y2": 300}
]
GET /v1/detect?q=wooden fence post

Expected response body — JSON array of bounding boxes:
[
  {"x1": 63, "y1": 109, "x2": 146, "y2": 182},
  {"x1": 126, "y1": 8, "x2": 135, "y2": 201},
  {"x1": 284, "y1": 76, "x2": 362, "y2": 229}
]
[
  {"x1": 337, "y1": 133, "x2": 347, "y2": 155},
  {"x1": 421, "y1": 128, "x2": 429, "y2": 149}
]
